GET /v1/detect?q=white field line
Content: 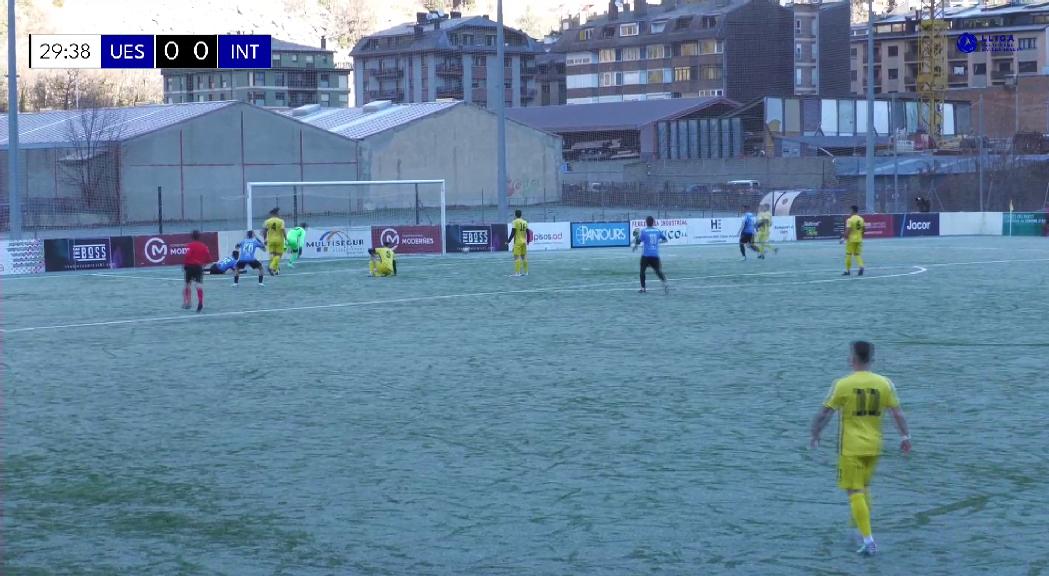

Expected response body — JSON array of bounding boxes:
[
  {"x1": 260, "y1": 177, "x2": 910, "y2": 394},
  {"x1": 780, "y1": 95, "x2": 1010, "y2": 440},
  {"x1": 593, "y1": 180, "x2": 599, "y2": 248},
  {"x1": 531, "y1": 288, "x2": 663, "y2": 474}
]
[{"x1": 1, "y1": 266, "x2": 926, "y2": 334}]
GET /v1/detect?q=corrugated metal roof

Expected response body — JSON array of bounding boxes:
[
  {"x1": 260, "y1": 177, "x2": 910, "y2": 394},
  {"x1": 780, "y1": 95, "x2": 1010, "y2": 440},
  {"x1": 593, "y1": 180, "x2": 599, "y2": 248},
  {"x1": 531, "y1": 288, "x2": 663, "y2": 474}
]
[
  {"x1": 505, "y1": 98, "x2": 733, "y2": 133},
  {"x1": 0, "y1": 101, "x2": 236, "y2": 149},
  {"x1": 279, "y1": 101, "x2": 461, "y2": 139}
]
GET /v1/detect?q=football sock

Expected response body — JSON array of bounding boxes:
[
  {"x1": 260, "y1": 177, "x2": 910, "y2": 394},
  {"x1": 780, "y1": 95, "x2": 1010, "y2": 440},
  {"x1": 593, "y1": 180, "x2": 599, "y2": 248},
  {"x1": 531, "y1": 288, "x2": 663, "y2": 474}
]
[
  {"x1": 640, "y1": 271, "x2": 646, "y2": 289},
  {"x1": 196, "y1": 287, "x2": 204, "y2": 307},
  {"x1": 849, "y1": 492, "x2": 872, "y2": 539},
  {"x1": 182, "y1": 286, "x2": 190, "y2": 306},
  {"x1": 514, "y1": 259, "x2": 522, "y2": 275},
  {"x1": 739, "y1": 243, "x2": 746, "y2": 257},
  {"x1": 856, "y1": 255, "x2": 865, "y2": 269},
  {"x1": 523, "y1": 259, "x2": 528, "y2": 274},
  {"x1": 258, "y1": 274, "x2": 264, "y2": 284},
  {"x1": 845, "y1": 254, "x2": 853, "y2": 270},
  {"x1": 234, "y1": 274, "x2": 240, "y2": 285}
]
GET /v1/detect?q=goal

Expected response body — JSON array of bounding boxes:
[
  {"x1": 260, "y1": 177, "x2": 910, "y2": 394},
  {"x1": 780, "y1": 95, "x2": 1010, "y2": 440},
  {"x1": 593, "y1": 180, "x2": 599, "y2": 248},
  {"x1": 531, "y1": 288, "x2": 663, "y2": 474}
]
[{"x1": 242, "y1": 179, "x2": 447, "y2": 255}]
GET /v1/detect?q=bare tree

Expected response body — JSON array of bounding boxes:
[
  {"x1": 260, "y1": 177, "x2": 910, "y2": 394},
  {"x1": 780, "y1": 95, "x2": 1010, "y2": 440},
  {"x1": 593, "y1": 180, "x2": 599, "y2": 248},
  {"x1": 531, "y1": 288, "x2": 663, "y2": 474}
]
[
  {"x1": 515, "y1": 4, "x2": 544, "y2": 37},
  {"x1": 61, "y1": 108, "x2": 126, "y2": 216},
  {"x1": 320, "y1": 0, "x2": 378, "y2": 51}
]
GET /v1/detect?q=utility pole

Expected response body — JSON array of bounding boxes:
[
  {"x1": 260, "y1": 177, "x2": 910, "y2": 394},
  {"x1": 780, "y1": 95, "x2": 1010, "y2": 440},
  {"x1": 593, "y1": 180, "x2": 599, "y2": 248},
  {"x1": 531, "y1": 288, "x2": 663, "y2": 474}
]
[
  {"x1": 978, "y1": 93, "x2": 984, "y2": 211},
  {"x1": 864, "y1": 0, "x2": 876, "y2": 212},
  {"x1": 495, "y1": 0, "x2": 509, "y2": 224},
  {"x1": 892, "y1": 93, "x2": 899, "y2": 209},
  {"x1": 7, "y1": 0, "x2": 22, "y2": 239}
]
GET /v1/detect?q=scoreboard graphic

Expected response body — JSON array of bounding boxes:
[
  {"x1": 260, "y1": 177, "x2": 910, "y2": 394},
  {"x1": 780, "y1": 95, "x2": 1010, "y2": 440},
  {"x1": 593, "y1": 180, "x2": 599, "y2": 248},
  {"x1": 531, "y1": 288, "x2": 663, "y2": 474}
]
[{"x1": 29, "y1": 34, "x2": 272, "y2": 69}]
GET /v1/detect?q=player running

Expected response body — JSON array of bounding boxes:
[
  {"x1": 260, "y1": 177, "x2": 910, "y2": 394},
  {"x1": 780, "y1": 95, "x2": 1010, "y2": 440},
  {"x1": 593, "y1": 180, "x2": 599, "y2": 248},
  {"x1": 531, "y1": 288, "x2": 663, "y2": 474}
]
[
  {"x1": 507, "y1": 210, "x2": 531, "y2": 277},
  {"x1": 755, "y1": 203, "x2": 776, "y2": 258},
  {"x1": 286, "y1": 223, "x2": 308, "y2": 268},
  {"x1": 633, "y1": 215, "x2": 669, "y2": 294},
  {"x1": 182, "y1": 230, "x2": 212, "y2": 312},
  {"x1": 262, "y1": 207, "x2": 286, "y2": 275},
  {"x1": 842, "y1": 205, "x2": 866, "y2": 276},
  {"x1": 234, "y1": 231, "x2": 266, "y2": 286},
  {"x1": 739, "y1": 206, "x2": 761, "y2": 260},
  {"x1": 207, "y1": 250, "x2": 239, "y2": 275},
  {"x1": 810, "y1": 341, "x2": 912, "y2": 557},
  {"x1": 368, "y1": 242, "x2": 397, "y2": 277}
]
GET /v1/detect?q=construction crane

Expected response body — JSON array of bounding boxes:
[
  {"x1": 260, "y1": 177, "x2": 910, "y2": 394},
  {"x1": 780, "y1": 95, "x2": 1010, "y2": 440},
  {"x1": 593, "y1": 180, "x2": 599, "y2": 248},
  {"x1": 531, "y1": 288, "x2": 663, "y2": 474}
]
[{"x1": 916, "y1": 0, "x2": 947, "y2": 146}]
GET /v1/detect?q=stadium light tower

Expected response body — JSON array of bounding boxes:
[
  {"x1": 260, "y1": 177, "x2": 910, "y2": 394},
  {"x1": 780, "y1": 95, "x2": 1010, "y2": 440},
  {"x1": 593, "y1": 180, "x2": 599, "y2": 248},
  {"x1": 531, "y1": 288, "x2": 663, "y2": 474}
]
[
  {"x1": 7, "y1": 0, "x2": 22, "y2": 239},
  {"x1": 496, "y1": 0, "x2": 509, "y2": 224},
  {"x1": 864, "y1": 0, "x2": 875, "y2": 213}
]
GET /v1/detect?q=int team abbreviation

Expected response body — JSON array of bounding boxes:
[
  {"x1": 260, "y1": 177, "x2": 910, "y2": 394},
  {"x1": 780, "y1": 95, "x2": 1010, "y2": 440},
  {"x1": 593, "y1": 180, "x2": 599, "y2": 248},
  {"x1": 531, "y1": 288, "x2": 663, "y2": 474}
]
[{"x1": 28, "y1": 35, "x2": 272, "y2": 69}]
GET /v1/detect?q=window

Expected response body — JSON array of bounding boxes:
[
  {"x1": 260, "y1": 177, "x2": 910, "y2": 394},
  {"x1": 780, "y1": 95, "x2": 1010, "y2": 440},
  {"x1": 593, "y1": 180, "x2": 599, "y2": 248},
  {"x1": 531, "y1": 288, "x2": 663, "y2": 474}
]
[
  {"x1": 795, "y1": 19, "x2": 801, "y2": 33},
  {"x1": 679, "y1": 42, "x2": 699, "y2": 56},
  {"x1": 208, "y1": 94, "x2": 214, "y2": 101},
  {"x1": 272, "y1": 53, "x2": 280, "y2": 65},
  {"x1": 974, "y1": 63, "x2": 986, "y2": 75},
  {"x1": 646, "y1": 45, "x2": 666, "y2": 59},
  {"x1": 450, "y1": 34, "x2": 460, "y2": 45},
  {"x1": 339, "y1": 94, "x2": 348, "y2": 103},
  {"x1": 650, "y1": 20, "x2": 667, "y2": 33},
  {"x1": 486, "y1": 35, "x2": 496, "y2": 46},
  {"x1": 1019, "y1": 61, "x2": 1037, "y2": 73},
  {"x1": 600, "y1": 72, "x2": 615, "y2": 86},
  {"x1": 320, "y1": 93, "x2": 330, "y2": 104},
  {"x1": 623, "y1": 71, "x2": 641, "y2": 85},
  {"x1": 998, "y1": 61, "x2": 1012, "y2": 73},
  {"x1": 675, "y1": 16, "x2": 692, "y2": 30},
  {"x1": 566, "y1": 73, "x2": 598, "y2": 89},
  {"x1": 674, "y1": 66, "x2": 692, "y2": 82},
  {"x1": 622, "y1": 46, "x2": 641, "y2": 61},
  {"x1": 702, "y1": 16, "x2": 717, "y2": 28},
  {"x1": 599, "y1": 48, "x2": 616, "y2": 62},
  {"x1": 620, "y1": 23, "x2": 639, "y2": 36},
  {"x1": 221, "y1": 76, "x2": 229, "y2": 88},
  {"x1": 473, "y1": 55, "x2": 486, "y2": 67},
  {"x1": 306, "y1": 55, "x2": 314, "y2": 64},
  {"x1": 275, "y1": 92, "x2": 285, "y2": 101},
  {"x1": 701, "y1": 39, "x2": 719, "y2": 54},
  {"x1": 291, "y1": 54, "x2": 298, "y2": 62},
  {"x1": 850, "y1": 47, "x2": 857, "y2": 57},
  {"x1": 579, "y1": 28, "x2": 593, "y2": 40},
  {"x1": 795, "y1": 42, "x2": 802, "y2": 58},
  {"x1": 888, "y1": 45, "x2": 899, "y2": 57},
  {"x1": 888, "y1": 68, "x2": 898, "y2": 79},
  {"x1": 851, "y1": 70, "x2": 857, "y2": 80},
  {"x1": 566, "y1": 52, "x2": 592, "y2": 66},
  {"x1": 701, "y1": 65, "x2": 722, "y2": 81},
  {"x1": 602, "y1": 26, "x2": 615, "y2": 39},
  {"x1": 952, "y1": 65, "x2": 966, "y2": 76},
  {"x1": 1018, "y1": 37, "x2": 1037, "y2": 50},
  {"x1": 796, "y1": 67, "x2": 803, "y2": 86},
  {"x1": 253, "y1": 71, "x2": 265, "y2": 86},
  {"x1": 647, "y1": 69, "x2": 666, "y2": 84}
]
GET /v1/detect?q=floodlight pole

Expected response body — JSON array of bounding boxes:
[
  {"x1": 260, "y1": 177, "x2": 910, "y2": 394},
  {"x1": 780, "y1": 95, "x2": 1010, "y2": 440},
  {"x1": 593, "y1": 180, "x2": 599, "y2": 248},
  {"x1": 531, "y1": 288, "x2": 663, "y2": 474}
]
[
  {"x1": 864, "y1": 0, "x2": 876, "y2": 213},
  {"x1": 496, "y1": 0, "x2": 509, "y2": 224},
  {"x1": 7, "y1": 0, "x2": 22, "y2": 239}
]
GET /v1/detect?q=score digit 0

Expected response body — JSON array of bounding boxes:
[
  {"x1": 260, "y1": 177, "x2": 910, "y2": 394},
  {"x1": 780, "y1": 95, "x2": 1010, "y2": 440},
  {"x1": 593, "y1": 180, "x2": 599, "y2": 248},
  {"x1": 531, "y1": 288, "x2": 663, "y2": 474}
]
[{"x1": 155, "y1": 35, "x2": 218, "y2": 69}]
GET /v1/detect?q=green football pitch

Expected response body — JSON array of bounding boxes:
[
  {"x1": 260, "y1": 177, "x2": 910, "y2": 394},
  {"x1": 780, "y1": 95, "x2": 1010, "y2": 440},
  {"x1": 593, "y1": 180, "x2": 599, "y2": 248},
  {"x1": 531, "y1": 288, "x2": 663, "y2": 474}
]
[{"x1": 4, "y1": 236, "x2": 1048, "y2": 575}]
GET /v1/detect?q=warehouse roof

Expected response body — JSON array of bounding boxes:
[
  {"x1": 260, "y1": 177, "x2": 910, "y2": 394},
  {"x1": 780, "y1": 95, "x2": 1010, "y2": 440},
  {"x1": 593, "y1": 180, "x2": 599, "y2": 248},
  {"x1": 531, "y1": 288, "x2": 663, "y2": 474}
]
[
  {"x1": 278, "y1": 100, "x2": 461, "y2": 139},
  {"x1": 505, "y1": 98, "x2": 737, "y2": 133},
  {"x1": 271, "y1": 38, "x2": 331, "y2": 53},
  {"x1": 0, "y1": 101, "x2": 236, "y2": 149}
]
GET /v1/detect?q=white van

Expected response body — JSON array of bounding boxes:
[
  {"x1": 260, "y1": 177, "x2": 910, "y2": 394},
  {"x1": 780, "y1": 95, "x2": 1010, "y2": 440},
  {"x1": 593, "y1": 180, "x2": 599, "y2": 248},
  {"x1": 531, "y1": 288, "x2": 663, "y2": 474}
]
[{"x1": 726, "y1": 180, "x2": 761, "y2": 191}]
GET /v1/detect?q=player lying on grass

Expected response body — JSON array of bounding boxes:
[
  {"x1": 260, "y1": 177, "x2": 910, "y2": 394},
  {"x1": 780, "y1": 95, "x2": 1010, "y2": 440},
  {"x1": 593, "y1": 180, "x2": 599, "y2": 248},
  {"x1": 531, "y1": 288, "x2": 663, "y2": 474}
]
[
  {"x1": 262, "y1": 207, "x2": 286, "y2": 275},
  {"x1": 810, "y1": 341, "x2": 911, "y2": 557},
  {"x1": 182, "y1": 230, "x2": 212, "y2": 312},
  {"x1": 234, "y1": 231, "x2": 266, "y2": 286},
  {"x1": 286, "y1": 223, "x2": 308, "y2": 268},
  {"x1": 207, "y1": 250, "x2": 239, "y2": 275},
  {"x1": 633, "y1": 215, "x2": 669, "y2": 294},
  {"x1": 368, "y1": 244, "x2": 397, "y2": 277}
]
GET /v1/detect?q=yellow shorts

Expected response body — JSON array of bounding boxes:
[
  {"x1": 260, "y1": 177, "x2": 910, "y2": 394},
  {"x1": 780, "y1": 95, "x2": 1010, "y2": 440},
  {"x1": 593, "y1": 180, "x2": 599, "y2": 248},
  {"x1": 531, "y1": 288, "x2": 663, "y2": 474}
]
[
  {"x1": 838, "y1": 455, "x2": 879, "y2": 490},
  {"x1": 267, "y1": 243, "x2": 285, "y2": 256},
  {"x1": 845, "y1": 241, "x2": 863, "y2": 256},
  {"x1": 513, "y1": 243, "x2": 527, "y2": 257},
  {"x1": 376, "y1": 265, "x2": 393, "y2": 277},
  {"x1": 757, "y1": 230, "x2": 770, "y2": 243}
]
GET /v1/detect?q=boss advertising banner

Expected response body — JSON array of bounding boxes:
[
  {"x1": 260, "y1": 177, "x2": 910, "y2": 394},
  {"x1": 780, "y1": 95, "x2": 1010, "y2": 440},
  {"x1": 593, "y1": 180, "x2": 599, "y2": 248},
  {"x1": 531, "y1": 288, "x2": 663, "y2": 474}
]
[
  {"x1": 898, "y1": 213, "x2": 940, "y2": 237},
  {"x1": 686, "y1": 217, "x2": 744, "y2": 244},
  {"x1": 861, "y1": 214, "x2": 897, "y2": 239},
  {"x1": 133, "y1": 233, "x2": 219, "y2": 267},
  {"x1": 630, "y1": 218, "x2": 689, "y2": 245},
  {"x1": 44, "y1": 237, "x2": 134, "y2": 271},
  {"x1": 505, "y1": 221, "x2": 571, "y2": 251},
  {"x1": 372, "y1": 226, "x2": 442, "y2": 254},
  {"x1": 445, "y1": 225, "x2": 507, "y2": 253},
  {"x1": 301, "y1": 227, "x2": 371, "y2": 258},
  {"x1": 0, "y1": 239, "x2": 45, "y2": 275},
  {"x1": 795, "y1": 215, "x2": 845, "y2": 241},
  {"x1": 570, "y1": 222, "x2": 631, "y2": 248}
]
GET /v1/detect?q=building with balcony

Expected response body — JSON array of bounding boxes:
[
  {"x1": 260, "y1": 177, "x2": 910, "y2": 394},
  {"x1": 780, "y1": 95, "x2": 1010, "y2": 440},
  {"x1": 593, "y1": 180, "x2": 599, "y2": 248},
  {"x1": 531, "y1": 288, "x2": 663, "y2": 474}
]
[
  {"x1": 849, "y1": 3, "x2": 1049, "y2": 95},
  {"x1": 162, "y1": 38, "x2": 351, "y2": 108},
  {"x1": 552, "y1": 0, "x2": 851, "y2": 106},
  {"x1": 791, "y1": 0, "x2": 852, "y2": 96},
  {"x1": 351, "y1": 11, "x2": 545, "y2": 109}
]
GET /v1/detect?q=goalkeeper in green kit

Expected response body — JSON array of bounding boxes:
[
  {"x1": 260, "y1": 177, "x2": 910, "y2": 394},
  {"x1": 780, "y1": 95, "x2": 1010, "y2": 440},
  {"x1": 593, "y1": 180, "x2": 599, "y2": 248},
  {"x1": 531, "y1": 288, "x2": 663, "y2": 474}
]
[{"x1": 285, "y1": 223, "x2": 308, "y2": 268}]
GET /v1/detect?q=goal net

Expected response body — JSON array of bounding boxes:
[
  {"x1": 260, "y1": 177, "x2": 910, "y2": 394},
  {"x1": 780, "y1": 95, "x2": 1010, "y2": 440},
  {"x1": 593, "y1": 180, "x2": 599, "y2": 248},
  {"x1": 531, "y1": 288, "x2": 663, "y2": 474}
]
[{"x1": 239, "y1": 180, "x2": 447, "y2": 256}]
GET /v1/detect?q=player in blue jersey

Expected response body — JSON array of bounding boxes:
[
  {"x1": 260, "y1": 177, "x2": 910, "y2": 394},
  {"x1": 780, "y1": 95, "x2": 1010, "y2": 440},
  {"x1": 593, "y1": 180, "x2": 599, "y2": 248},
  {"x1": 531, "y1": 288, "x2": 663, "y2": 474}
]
[
  {"x1": 739, "y1": 206, "x2": 761, "y2": 260},
  {"x1": 207, "y1": 250, "x2": 240, "y2": 275},
  {"x1": 234, "y1": 231, "x2": 266, "y2": 286},
  {"x1": 633, "y1": 216, "x2": 669, "y2": 294}
]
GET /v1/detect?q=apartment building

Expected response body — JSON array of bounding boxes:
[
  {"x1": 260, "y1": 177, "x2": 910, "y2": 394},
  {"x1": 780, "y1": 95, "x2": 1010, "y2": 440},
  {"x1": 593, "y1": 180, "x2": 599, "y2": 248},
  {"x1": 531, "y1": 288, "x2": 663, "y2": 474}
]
[
  {"x1": 850, "y1": 2, "x2": 1049, "y2": 95},
  {"x1": 162, "y1": 38, "x2": 351, "y2": 108},
  {"x1": 554, "y1": 0, "x2": 850, "y2": 106},
  {"x1": 351, "y1": 11, "x2": 545, "y2": 109},
  {"x1": 792, "y1": 0, "x2": 852, "y2": 96}
]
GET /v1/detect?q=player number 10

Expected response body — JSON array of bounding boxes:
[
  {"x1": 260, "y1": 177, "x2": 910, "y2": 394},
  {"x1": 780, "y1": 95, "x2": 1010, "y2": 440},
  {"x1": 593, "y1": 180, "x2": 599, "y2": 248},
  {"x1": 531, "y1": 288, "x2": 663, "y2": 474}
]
[{"x1": 853, "y1": 388, "x2": 881, "y2": 417}]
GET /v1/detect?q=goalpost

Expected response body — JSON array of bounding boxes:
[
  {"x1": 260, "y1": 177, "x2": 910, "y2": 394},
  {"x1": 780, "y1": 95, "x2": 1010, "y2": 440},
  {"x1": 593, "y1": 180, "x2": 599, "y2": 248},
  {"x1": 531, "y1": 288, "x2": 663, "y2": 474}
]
[{"x1": 243, "y1": 179, "x2": 447, "y2": 255}]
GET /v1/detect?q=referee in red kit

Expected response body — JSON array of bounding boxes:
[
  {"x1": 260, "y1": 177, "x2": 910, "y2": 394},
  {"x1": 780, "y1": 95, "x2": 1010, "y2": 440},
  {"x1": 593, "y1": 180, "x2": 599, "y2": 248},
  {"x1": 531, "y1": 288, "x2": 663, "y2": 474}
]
[{"x1": 183, "y1": 230, "x2": 212, "y2": 312}]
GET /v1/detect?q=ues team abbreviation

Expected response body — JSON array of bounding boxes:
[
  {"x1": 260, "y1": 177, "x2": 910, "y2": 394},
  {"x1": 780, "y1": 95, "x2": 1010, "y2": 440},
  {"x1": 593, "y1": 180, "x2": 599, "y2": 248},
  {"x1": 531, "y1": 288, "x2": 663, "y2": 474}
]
[{"x1": 28, "y1": 35, "x2": 272, "y2": 69}]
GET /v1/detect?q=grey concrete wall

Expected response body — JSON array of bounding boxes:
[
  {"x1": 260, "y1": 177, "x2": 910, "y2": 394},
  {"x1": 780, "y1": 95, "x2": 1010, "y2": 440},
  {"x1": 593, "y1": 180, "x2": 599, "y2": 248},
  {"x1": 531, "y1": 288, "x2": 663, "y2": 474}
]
[
  {"x1": 354, "y1": 59, "x2": 366, "y2": 106},
  {"x1": 610, "y1": 158, "x2": 835, "y2": 189},
  {"x1": 426, "y1": 55, "x2": 437, "y2": 102},
  {"x1": 358, "y1": 104, "x2": 563, "y2": 215},
  {"x1": 462, "y1": 54, "x2": 473, "y2": 105}
]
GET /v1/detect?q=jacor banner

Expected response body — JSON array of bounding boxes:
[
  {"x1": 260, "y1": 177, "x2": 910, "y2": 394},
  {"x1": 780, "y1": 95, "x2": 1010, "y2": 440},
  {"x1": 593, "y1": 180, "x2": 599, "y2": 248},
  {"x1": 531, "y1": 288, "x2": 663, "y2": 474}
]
[
  {"x1": 372, "y1": 225, "x2": 442, "y2": 254},
  {"x1": 302, "y1": 227, "x2": 371, "y2": 258},
  {"x1": 630, "y1": 218, "x2": 689, "y2": 245},
  {"x1": 898, "y1": 213, "x2": 940, "y2": 237},
  {"x1": 686, "y1": 217, "x2": 744, "y2": 244},
  {"x1": 0, "y1": 239, "x2": 45, "y2": 276},
  {"x1": 134, "y1": 233, "x2": 219, "y2": 267}
]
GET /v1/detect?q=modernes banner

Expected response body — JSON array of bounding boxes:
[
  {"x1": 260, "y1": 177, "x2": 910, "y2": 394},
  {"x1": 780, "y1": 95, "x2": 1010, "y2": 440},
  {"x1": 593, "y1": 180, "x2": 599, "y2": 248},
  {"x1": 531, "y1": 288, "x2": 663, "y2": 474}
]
[
  {"x1": 898, "y1": 213, "x2": 940, "y2": 237},
  {"x1": 302, "y1": 227, "x2": 371, "y2": 258},
  {"x1": 0, "y1": 239, "x2": 45, "y2": 276},
  {"x1": 570, "y1": 222, "x2": 631, "y2": 248},
  {"x1": 630, "y1": 218, "x2": 689, "y2": 245},
  {"x1": 372, "y1": 226, "x2": 442, "y2": 254},
  {"x1": 133, "y1": 233, "x2": 219, "y2": 267},
  {"x1": 687, "y1": 217, "x2": 744, "y2": 244}
]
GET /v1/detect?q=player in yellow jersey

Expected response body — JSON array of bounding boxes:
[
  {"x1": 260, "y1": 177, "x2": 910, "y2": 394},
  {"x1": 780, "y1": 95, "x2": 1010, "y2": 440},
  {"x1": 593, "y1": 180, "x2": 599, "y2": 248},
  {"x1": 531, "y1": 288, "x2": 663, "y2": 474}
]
[
  {"x1": 841, "y1": 205, "x2": 865, "y2": 276},
  {"x1": 810, "y1": 341, "x2": 911, "y2": 557},
  {"x1": 368, "y1": 242, "x2": 397, "y2": 277},
  {"x1": 507, "y1": 209, "x2": 532, "y2": 277},
  {"x1": 262, "y1": 207, "x2": 286, "y2": 275},
  {"x1": 755, "y1": 204, "x2": 776, "y2": 258}
]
